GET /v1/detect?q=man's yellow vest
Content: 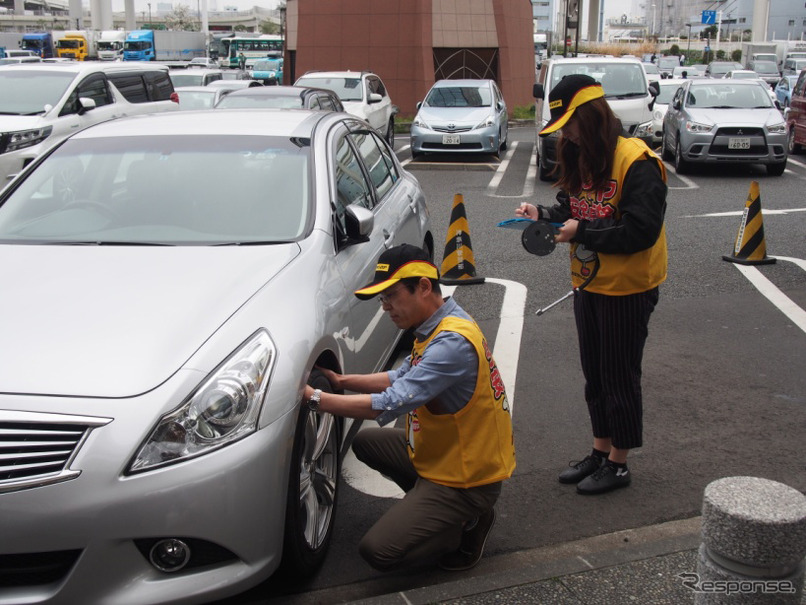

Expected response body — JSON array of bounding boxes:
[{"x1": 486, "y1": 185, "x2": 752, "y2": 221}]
[
  {"x1": 405, "y1": 315, "x2": 516, "y2": 488},
  {"x1": 568, "y1": 137, "x2": 668, "y2": 295}
]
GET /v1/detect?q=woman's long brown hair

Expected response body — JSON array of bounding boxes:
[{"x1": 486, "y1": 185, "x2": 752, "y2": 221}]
[{"x1": 553, "y1": 97, "x2": 622, "y2": 194}]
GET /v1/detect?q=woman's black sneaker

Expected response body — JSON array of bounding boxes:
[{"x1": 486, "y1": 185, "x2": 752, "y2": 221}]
[
  {"x1": 558, "y1": 454, "x2": 605, "y2": 484},
  {"x1": 576, "y1": 462, "x2": 631, "y2": 495}
]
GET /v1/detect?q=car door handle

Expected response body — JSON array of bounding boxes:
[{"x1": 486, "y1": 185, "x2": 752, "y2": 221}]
[
  {"x1": 408, "y1": 195, "x2": 418, "y2": 214},
  {"x1": 383, "y1": 228, "x2": 395, "y2": 246}
]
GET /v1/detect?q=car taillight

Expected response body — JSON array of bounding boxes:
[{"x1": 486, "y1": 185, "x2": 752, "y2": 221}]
[{"x1": 170, "y1": 92, "x2": 179, "y2": 103}]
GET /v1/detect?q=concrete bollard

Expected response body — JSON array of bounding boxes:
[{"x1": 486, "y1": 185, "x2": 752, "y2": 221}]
[{"x1": 694, "y1": 476, "x2": 806, "y2": 604}]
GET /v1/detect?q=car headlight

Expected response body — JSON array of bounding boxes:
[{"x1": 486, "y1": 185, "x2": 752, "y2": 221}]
[
  {"x1": 653, "y1": 109, "x2": 664, "y2": 122},
  {"x1": 475, "y1": 114, "x2": 496, "y2": 129},
  {"x1": 127, "y1": 330, "x2": 276, "y2": 474},
  {"x1": 634, "y1": 121, "x2": 653, "y2": 138},
  {"x1": 5, "y1": 126, "x2": 53, "y2": 153},
  {"x1": 684, "y1": 120, "x2": 713, "y2": 134},
  {"x1": 766, "y1": 122, "x2": 787, "y2": 134},
  {"x1": 412, "y1": 115, "x2": 431, "y2": 129}
]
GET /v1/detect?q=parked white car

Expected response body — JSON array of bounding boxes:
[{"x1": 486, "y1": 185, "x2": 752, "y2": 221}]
[
  {"x1": 651, "y1": 78, "x2": 686, "y2": 144},
  {"x1": 0, "y1": 62, "x2": 178, "y2": 184},
  {"x1": 294, "y1": 70, "x2": 397, "y2": 146}
]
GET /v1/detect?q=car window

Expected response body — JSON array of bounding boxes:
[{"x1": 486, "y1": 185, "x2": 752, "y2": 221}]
[
  {"x1": 143, "y1": 71, "x2": 174, "y2": 101},
  {"x1": 334, "y1": 134, "x2": 374, "y2": 233},
  {"x1": 367, "y1": 76, "x2": 386, "y2": 97},
  {"x1": 296, "y1": 76, "x2": 364, "y2": 101},
  {"x1": 109, "y1": 73, "x2": 149, "y2": 103},
  {"x1": 349, "y1": 129, "x2": 398, "y2": 201},
  {"x1": 59, "y1": 74, "x2": 113, "y2": 116}
]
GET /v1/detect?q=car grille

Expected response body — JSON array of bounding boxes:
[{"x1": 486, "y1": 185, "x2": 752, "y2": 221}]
[
  {"x1": 0, "y1": 550, "x2": 82, "y2": 588},
  {"x1": 715, "y1": 127, "x2": 764, "y2": 136},
  {"x1": 433, "y1": 126, "x2": 472, "y2": 133},
  {"x1": 0, "y1": 410, "x2": 111, "y2": 494}
]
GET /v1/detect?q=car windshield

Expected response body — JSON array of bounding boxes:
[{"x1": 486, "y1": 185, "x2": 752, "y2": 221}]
[
  {"x1": 686, "y1": 84, "x2": 774, "y2": 109},
  {"x1": 424, "y1": 85, "x2": 492, "y2": 107},
  {"x1": 752, "y1": 61, "x2": 778, "y2": 75},
  {"x1": 295, "y1": 76, "x2": 363, "y2": 101},
  {"x1": 169, "y1": 73, "x2": 205, "y2": 87},
  {"x1": 710, "y1": 63, "x2": 740, "y2": 76},
  {"x1": 0, "y1": 135, "x2": 311, "y2": 244},
  {"x1": 216, "y1": 94, "x2": 302, "y2": 109},
  {"x1": 550, "y1": 62, "x2": 648, "y2": 97},
  {"x1": 0, "y1": 70, "x2": 76, "y2": 115},
  {"x1": 177, "y1": 90, "x2": 217, "y2": 109}
]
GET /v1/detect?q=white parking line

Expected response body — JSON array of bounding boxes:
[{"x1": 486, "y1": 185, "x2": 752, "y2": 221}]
[
  {"x1": 342, "y1": 279, "x2": 528, "y2": 498},
  {"x1": 733, "y1": 260, "x2": 806, "y2": 334}
]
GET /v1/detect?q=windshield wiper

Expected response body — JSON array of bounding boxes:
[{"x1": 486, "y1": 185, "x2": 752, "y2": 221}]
[
  {"x1": 605, "y1": 92, "x2": 647, "y2": 99},
  {"x1": 212, "y1": 240, "x2": 293, "y2": 246},
  {"x1": 37, "y1": 240, "x2": 177, "y2": 246}
]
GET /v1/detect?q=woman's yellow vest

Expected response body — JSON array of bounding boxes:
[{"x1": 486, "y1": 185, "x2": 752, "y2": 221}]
[
  {"x1": 569, "y1": 137, "x2": 667, "y2": 295},
  {"x1": 405, "y1": 315, "x2": 516, "y2": 488}
]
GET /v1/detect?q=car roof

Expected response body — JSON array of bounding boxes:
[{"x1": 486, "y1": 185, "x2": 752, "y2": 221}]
[
  {"x1": 688, "y1": 78, "x2": 765, "y2": 87},
  {"x1": 68, "y1": 108, "x2": 337, "y2": 140},
  {"x1": 0, "y1": 62, "x2": 169, "y2": 75},
  {"x1": 543, "y1": 57, "x2": 640, "y2": 64},
  {"x1": 174, "y1": 86, "x2": 218, "y2": 93},
  {"x1": 298, "y1": 70, "x2": 372, "y2": 79}
]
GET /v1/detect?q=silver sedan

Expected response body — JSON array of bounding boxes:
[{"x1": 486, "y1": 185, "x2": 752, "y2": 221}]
[
  {"x1": 410, "y1": 78, "x2": 508, "y2": 159},
  {"x1": 0, "y1": 109, "x2": 433, "y2": 604},
  {"x1": 661, "y1": 79, "x2": 788, "y2": 175}
]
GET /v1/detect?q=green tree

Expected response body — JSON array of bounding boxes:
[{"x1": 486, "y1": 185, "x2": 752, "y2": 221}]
[
  {"x1": 669, "y1": 43, "x2": 680, "y2": 56},
  {"x1": 165, "y1": 4, "x2": 198, "y2": 31},
  {"x1": 260, "y1": 19, "x2": 280, "y2": 35}
]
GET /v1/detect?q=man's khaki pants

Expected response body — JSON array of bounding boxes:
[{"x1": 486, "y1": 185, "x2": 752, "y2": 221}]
[{"x1": 351, "y1": 427, "x2": 501, "y2": 570}]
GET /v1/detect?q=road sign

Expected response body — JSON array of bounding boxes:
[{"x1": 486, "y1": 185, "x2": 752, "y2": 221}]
[{"x1": 702, "y1": 10, "x2": 716, "y2": 25}]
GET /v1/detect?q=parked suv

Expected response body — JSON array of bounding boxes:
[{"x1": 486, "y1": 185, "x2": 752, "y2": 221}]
[
  {"x1": 0, "y1": 62, "x2": 178, "y2": 183},
  {"x1": 533, "y1": 57, "x2": 658, "y2": 180},
  {"x1": 786, "y1": 68, "x2": 806, "y2": 154},
  {"x1": 294, "y1": 70, "x2": 396, "y2": 146}
]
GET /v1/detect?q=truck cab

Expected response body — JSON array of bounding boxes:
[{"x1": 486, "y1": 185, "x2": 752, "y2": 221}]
[
  {"x1": 55, "y1": 33, "x2": 92, "y2": 61},
  {"x1": 21, "y1": 32, "x2": 53, "y2": 58},
  {"x1": 123, "y1": 30, "x2": 155, "y2": 61}
]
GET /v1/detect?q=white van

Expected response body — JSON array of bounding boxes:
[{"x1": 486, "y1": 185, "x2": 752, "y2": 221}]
[
  {"x1": 0, "y1": 63, "x2": 179, "y2": 184},
  {"x1": 533, "y1": 57, "x2": 658, "y2": 180}
]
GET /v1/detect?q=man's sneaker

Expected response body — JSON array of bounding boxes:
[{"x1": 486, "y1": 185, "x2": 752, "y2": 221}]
[
  {"x1": 576, "y1": 462, "x2": 631, "y2": 495},
  {"x1": 438, "y1": 508, "x2": 496, "y2": 571},
  {"x1": 558, "y1": 454, "x2": 605, "y2": 484}
]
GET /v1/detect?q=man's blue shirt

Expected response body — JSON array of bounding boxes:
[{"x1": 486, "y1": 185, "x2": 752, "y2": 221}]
[{"x1": 371, "y1": 297, "x2": 478, "y2": 426}]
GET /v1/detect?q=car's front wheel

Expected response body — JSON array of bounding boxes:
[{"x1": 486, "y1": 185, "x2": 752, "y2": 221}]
[
  {"x1": 385, "y1": 117, "x2": 395, "y2": 147},
  {"x1": 279, "y1": 369, "x2": 340, "y2": 580},
  {"x1": 661, "y1": 129, "x2": 674, "y2": 161},
  {"x1": 674, "y1": 139, "x2": 690, "y2": 174},
  {"x1": 788, "y1": 127, "x2": 803, "y2": 154},
  {"x1": 767, "y1": 160, "x2": 787, "y2": 176}
]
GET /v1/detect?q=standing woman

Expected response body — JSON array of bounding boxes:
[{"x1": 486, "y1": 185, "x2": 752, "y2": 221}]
[{"x1": 516, "y1": 74, "x2": 667, "y2": 495}]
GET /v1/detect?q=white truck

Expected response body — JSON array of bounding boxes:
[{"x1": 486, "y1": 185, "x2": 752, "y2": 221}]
[
  {"x1": 740, "y1": 42, "x2": 777, "y2": 68},
  {"x1": 0, "y1": 32, "x2": 24, "y2": 52},
  {"x1": 97, "y1": 30, "x2": 127, "y2": 61}
]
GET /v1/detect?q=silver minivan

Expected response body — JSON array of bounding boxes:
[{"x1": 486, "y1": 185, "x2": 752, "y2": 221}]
[
  {"x1": 0, "y1": 62, "x2": 179, "y2": 184},
  {"x1": 533, "y1": 57, "x2": 658, "y2": 180}
]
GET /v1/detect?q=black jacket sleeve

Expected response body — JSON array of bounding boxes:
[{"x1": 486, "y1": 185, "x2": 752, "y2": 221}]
[{"x1": 574, "y1": 157, "x2": 666, "y2": 254}]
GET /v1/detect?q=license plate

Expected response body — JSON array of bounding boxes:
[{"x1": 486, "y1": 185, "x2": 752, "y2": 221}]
[
  {"x1": 728, "y1": 137, "x2": 750, "y2": 149},
  {"x1": 442, "y1": 134, "x2": 460, "y2": 145}
]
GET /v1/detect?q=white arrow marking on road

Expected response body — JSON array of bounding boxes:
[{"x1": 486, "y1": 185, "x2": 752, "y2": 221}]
[{"x1": 342, "y1": 279, "x2": 527, "y2": 498}]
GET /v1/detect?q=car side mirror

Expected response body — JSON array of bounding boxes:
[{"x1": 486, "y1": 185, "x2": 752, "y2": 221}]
[
  {"x1": 496, "y1": 100, "x2": 505, "y2": 111},
  {"x1": 672, "y1": 98, "x2": 681, "y2": 110},
  {"x1": 533, "y1": 83, "x2": 545, "y2": 99},
  {"x1": 77, "y1": 97, "x2": 96, "y2": 115},
  {"x1": 343, "y1": 204, "x2": 373, "y2": 246},
  {"x1": 648, "y1": 81, "x2": 660, "y2": 97},
  {"x1": 416, "y1": 101, "x2": 422, "y2": 110},
  {"x1": 368, "y1": 92, "x2": 383, "y2": 104}
]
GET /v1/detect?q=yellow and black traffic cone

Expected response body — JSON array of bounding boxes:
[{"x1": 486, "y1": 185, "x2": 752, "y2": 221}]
[
  {"x1": 722, "y1": 181, "x2": 776, "y2": 266},
  {"x1": 440, "y1": 193, "x2": 485, "y2": 285}
]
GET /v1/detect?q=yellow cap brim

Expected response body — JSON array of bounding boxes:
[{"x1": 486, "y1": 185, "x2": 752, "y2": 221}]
[
  {"x1": 539, "y1": 85, "x2": 605, "y2": 136},
  {"x1": 354, "y1": 261, "x2": 439, "y2": 299}
]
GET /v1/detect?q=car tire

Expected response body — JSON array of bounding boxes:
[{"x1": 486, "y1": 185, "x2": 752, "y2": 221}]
[
  {"x1": 767, "y1": 160, "x2": 787, "y2": 176},
  {"x1": 661, "y1": 130, "x2": 674, "y2": 161},
  {"x1": 386, "y1": 117, "x2": 395, "y2": 147},
  {"x1": 278, "y1": 369, "x2": 341, "y2": 580},
  {"x1": 787, "y1": 127, "x2": 803, "y2": 154},
  {"x1": 500, "y1": 128, "x2": 508, "y2": 152},
  {"x1": 674, "y1": 139, "x2": 690, "y2": 174}
]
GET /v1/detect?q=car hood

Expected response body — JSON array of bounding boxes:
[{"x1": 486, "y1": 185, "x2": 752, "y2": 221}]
[
  {"x1": 685, "y1": 107, "x2": 784, "y2": 125},
  {"x1": 341, "y1": 100, "x2": 370, "y2": 119},
  {"x1": 0, "y1": 115, "x2": 48, "y2": 130},
  {"x1": 0, "y1": 244, "x2": 299, "y2": 398},
  {"x1": 416, "y1": 106, "x2": 493, "y2": 127}
]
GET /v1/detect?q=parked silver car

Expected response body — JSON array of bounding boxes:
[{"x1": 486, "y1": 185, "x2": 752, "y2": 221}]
[
  {"x1": 661, "y1": 79, "x2": 788, "y2": 175},
  {"x1": 410, "y1": 78, "x2": 508, "y2": 159},
  {"x1": 0, "y1": 109, "x2": 432, "y2": 604},
  {"x1": 215, "y1": 85, "x2": 344, "y2": 111}
]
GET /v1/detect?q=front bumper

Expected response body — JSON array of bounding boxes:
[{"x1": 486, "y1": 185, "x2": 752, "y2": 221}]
[
  {"x1": 410, "y1": 123, "x2": 501, "y2": 155},
  {"x1": 0, "y1": 389, "x2": 297, "y2": 605},
  {"x1": 678, "y1": 129, "x2": 788, "y2": 165}
]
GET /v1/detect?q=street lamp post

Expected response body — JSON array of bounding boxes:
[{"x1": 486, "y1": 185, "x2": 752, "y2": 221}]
[
  {"x1": 686, "y1": 22, "x2": 692, "y2": 59},
  {"x1": 651, "y1": 3, "x2": 656, "y2": 37},
  {"x1": 147, "y1": 3, "x2": 152, "y2": 28}
]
